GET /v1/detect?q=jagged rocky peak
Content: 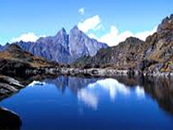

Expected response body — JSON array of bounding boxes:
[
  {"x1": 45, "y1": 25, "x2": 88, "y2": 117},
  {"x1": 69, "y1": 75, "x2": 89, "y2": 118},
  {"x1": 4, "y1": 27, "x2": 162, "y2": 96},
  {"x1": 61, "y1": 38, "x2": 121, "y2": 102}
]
[
  {"x1": 36, "y1": 27, "x2": 68, "y2": 44},
  {"x1": 55, "y1": 27, "x2": 68, "y2": 46},
  {"x1": 69, "y1": 25, "x2": 89, "y2": 57},
  {"x1": 69, "y1": 25, "x2": 89, "y2": 39},
  {"x1": 55, "y1": 27, "x2": 67, "y2": 37},
  {"x1": 69, "y1": 25, "x2": 108, "y2": 58},
  {"x1": 157, "y1": 14, "x2": 173, "y2": 32},
  {"x1": 69, "y1": 25, "x2": 83, "y2": 38},
  {"x1": 60, "y1": 27, "x2": 66, "y2": 33},
  {"x1": 70, "y1": 25, "x2": 80, "y2": 32}
]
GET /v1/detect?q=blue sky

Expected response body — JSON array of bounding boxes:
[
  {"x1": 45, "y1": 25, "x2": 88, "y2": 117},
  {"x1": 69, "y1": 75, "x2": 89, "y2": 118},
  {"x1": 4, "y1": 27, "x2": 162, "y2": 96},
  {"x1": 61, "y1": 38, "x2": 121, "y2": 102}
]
[{"x1": 0, "y1": 0, "x2": 173, "y2": 46}]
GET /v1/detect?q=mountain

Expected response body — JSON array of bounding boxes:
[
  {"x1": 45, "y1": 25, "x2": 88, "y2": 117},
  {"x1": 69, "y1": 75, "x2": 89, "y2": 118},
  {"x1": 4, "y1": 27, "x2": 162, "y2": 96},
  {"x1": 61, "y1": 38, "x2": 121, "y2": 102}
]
[
  {"x1": 141, "y1": 14, "x2": 173, "y2": 73},
  {"x1": 68, "y1": 26, "x2": 107, "y2": 58},
  {"x1": 8, "y1": 26, "x2": 108, "y2": 63},
  {"x1": 74, "y1": 14, "x2": 173, "y2": 74},
  {"x1": 74, "y1": 37, "x2": 145, "y2": 69},
  {"x1": 0, "y1": 44, "x2": 55, "y2": 76}
]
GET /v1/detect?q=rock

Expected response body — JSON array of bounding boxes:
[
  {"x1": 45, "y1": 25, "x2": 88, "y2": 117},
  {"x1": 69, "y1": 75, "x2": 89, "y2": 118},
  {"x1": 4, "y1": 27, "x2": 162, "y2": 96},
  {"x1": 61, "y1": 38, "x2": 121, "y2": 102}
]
[
  {"x1": 142, "y1": 14, "x2": 173, "y2": 74},
  {"x1": 157, "y1": 14, "x2": 173, "y2": 32},
  {"x1": 0, "y1": 107, "x2": 22, "y2": 130},
  {"x1": 0, "y1": 75, "x2": 24, "y2": 100}
]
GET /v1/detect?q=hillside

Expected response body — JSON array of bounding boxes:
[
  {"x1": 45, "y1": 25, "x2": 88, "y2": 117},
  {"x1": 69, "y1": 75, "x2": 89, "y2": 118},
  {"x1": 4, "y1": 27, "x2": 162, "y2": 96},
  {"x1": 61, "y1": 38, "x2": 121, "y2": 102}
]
[{"x1": 0, "y1": 44, "x2": 55, "y2": 76}]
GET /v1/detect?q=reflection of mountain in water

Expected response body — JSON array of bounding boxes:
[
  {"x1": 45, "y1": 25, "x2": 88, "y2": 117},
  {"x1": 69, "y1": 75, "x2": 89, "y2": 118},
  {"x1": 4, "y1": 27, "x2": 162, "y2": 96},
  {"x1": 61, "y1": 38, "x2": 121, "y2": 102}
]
[
  {"x1": 143, "y1": 77, "x2": 173, "y2": 114},
  {"x1": 43, "y1": 76, "x2": 173, "y2": 114},
  {"x1": 44, "y1": 76, "x2": 98, "y2": 94},
  {"x1": 0, "y1": 107, "x2": 22, "y2": 130},
  {"x1": 116, "y1": 76, "x2": 173, "y2": 114}
]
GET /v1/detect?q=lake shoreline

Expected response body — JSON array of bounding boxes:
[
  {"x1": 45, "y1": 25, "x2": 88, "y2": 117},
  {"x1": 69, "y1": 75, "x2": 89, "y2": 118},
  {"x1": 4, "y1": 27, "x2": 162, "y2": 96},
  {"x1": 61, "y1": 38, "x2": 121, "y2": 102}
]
[{"x1": 26, "y1": 67, "x2": 173, "y2": 78}]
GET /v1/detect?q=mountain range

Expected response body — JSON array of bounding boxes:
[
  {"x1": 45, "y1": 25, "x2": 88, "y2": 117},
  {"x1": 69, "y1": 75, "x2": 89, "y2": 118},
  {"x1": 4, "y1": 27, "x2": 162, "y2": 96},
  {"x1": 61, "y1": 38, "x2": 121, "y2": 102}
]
[
  {"x1": 0, "y1": 14, "x2": 173, "y2": 76},
  {"x1": 1, "y1": 26, "x2": 107, "y2": 64},
  {"x1": 74, "y1": 14, "x2": 173, "y2": 75}
]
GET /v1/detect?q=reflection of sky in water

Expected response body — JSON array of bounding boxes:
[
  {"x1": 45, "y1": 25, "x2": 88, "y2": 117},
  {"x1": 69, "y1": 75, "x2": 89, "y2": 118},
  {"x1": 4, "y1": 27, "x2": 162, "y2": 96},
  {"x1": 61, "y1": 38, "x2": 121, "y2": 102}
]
[
  {"x1": 135, "y1": 86, "x2": 145, "y2": 98},
  {"x1": 78, "y1": 89, "x2": 98, "y2": 109},
  {"x1": 78, "y1": 78, "x2": 145, "y2": 109}
]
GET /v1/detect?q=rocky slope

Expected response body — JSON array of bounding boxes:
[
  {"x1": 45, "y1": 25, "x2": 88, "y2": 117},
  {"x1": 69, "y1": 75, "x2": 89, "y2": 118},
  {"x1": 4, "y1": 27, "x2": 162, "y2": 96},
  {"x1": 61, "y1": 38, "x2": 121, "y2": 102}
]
[
  {"x1": 0, "y1": 75, "x2": 24, "y2": 100},
  {"x1": 74, "y1": 37, "x2": 145, "y2": 70},
  {"x1": 141, "y1": 14, "x2": 173, "y2": 74},
  {"x1": 4, "y1": 26, "x2": 107, "y2": 63},
  {"x1": 0, "y1": 44, "x2": 55, "y2": 76},
  {"x1": 74, "y1": 14, "x2": 173, "y2": 76}
]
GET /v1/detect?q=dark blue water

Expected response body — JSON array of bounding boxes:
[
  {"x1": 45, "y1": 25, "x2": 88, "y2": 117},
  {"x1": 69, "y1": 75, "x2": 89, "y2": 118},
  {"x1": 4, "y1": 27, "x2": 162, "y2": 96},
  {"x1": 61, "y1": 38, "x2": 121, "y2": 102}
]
[{"x1": 1, "y1": 76, "x2": 173, "y2": 130}]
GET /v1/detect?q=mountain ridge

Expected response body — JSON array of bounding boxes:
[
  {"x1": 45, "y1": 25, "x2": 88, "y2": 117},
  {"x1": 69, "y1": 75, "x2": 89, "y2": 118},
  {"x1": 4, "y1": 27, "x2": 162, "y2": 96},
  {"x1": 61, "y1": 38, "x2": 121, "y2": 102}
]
[{"x1": 3, "y1": 26, "x2": 108, "y2": 64}]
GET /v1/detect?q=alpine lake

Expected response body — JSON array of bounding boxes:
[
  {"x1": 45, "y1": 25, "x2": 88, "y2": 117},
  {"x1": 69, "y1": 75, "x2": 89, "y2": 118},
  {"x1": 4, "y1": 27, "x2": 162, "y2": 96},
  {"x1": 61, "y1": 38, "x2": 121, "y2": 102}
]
[{"x1": 1, "y1": 75, "x2": 173, "y2": 130}]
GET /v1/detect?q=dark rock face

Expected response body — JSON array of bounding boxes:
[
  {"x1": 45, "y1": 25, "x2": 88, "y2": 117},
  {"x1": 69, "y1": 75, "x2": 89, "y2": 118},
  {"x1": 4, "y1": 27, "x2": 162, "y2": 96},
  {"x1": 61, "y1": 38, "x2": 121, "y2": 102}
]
[
  {"x1": 0, "y1": 58, "x2": 32, "y2": 76},
  {"x1": 0, "y1": 107, "x2": 22, "y2": 130},
  {"x1": 8, "y1": 26, "x2": 107, "y2": 63}
]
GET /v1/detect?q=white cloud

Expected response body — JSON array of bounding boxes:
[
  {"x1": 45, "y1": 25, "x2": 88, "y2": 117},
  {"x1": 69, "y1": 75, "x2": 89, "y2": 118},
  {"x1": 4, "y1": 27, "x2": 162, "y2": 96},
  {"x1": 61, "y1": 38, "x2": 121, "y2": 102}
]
[
  {"x1": 77, "y1": 15, "x2": 155, "y2": 46},
  {"x1": 98, "y1": 26, "x2": 133, "y2": 46},
  {"x1": 135, "y1": 27, "x2": 157, "y2": 41},
  {"x1": 78, "y1": 7, "x2": 85, "y2": 15},
  {"x1": 78, "y1": 15, "x2": 101, "y2": 33},
  {"x1": 89, "y1": 25, "x2": 157, "y2": 46},
  {"x1": 10, "y1": 32, "x2": 46, "y2": 43}
]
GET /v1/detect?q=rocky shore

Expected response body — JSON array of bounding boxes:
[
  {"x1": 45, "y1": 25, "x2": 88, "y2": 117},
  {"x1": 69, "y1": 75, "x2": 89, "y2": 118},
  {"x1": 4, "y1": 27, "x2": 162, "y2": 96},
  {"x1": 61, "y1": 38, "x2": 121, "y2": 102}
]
[
  {"x1": 25, "y1": 67, "x2": 173, "y2": 78},
  {"x1": 0, "y1": 75, "x2": 24, "y2": 100}
]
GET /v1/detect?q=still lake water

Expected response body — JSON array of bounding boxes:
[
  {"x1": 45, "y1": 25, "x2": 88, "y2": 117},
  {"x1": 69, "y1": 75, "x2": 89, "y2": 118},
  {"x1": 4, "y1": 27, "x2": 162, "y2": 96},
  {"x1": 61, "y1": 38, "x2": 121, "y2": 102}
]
[{"x1": 1, "y1": 76, "x2": 173, "y2": 130}]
